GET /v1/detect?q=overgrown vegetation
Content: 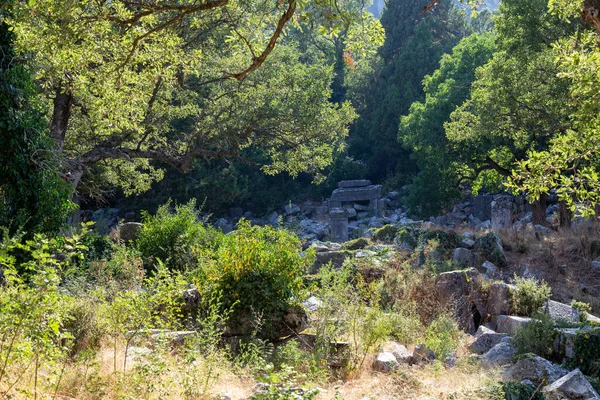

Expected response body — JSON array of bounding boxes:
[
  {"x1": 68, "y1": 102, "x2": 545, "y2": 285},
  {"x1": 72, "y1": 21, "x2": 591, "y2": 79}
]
[{"x1": 511, "y1": 276, "x2": 551, "y2": 316}]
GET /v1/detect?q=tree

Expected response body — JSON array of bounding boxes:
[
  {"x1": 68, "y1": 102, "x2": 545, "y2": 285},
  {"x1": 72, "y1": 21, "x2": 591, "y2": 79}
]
[
  {"x1": 0, "y1": 16, "x2": 73, "y2": 234},
  {"x1": 444, "y1": 0, "x2": 577, "y2": 225},
  {"x1": 509, "y1": 0, "x2": 600, "y2": 219},
  {"x1": 398, "y1": 32, "x2": 496, "y2": 216},
  {"x1": 346, "y1": 0, "x2": 469, "y2": 183},
  {"x1": 5, "y1": 0, "x2": 372, "y2": 197}
]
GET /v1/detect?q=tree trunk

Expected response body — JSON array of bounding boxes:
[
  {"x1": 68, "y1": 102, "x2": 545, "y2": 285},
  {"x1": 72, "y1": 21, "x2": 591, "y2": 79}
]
[
  {"x1": 531, "y1": 193, "x2": 548, "y2": 226},
  {"x1": 50, "y1": 89, "x2": 72, "y2": 153},
  {"x1": 559, "y1": 201, "x2": 572, "y2": 230}
]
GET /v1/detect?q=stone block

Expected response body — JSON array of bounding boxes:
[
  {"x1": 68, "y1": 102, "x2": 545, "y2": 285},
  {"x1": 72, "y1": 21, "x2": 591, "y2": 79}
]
[
  {"x1": 473, "y1": 194, "x2": 493, "y2": 221},
  {"x1": 330, "y1": 185, "x2": 382, "y2": 204},
  {"x1": 494, "y1": 315, "x2": 531, "y2": 335},
  {"x1": 543, "y1": 368, "x2": 600, "y2": 400},
  {"x1": 338, "y1": 180, "x2": 372, "y2": 188},
  {"x1": 491, "y1": 195, "x2": 514, "y2": 230},
  {"x1": 503, "y1": 354, "x2": 568, "y2": 386},
  {"x1": 373, "y1": 352, "x2": 398, "y2": 372},
  {"x1": 329, "y1": 208, "x2": 349, "y2": 243}
]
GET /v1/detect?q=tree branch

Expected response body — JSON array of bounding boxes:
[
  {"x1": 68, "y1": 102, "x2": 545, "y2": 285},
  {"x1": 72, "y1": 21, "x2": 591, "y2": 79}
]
[{"x1": 223, "y1": 0, "x2": 296, "y2": 81}]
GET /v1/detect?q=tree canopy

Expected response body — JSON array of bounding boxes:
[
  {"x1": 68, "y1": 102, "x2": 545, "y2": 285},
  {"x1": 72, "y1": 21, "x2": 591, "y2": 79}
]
[{"x1": 4, "y1": 0, "x2": 381, "y2": 197}]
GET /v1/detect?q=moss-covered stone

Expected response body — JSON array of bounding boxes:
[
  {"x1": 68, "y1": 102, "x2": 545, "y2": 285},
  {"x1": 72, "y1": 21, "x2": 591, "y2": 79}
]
[
  {"x1": 371, "y1": 224, "x2": 399, "y2": 243},
  {"x1": 342, "y1": 237, "x2": 371, "y2": 250}
]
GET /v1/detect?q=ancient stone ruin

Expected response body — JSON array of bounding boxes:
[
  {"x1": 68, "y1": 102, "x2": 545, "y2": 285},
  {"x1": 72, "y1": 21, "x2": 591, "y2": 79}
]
[{"x1": 328, "y1": 180, "x2": 382, "y2": 242}]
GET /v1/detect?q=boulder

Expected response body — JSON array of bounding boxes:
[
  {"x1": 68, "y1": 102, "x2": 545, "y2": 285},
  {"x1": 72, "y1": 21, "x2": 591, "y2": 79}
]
[
  {"x1": 413, "y1": 344, "x2": 436, "y2": 363},
  {"x1": 461, "y1": 238, "x2": 476, "y2": 248},
  {"x1": 453, "y1": 247, "x2": 474, "y2": 268},
  {"x1": 503, "y1": 354, "x2": 567, "y2": 386},
  {"x1": 182, "y1": 286, "x2": 200, "y2": 312},
  {"x1": 475, "y1": 325, "x2": 495, "y2": 337},
  {"x1": 553, "y1": 328, "x2": 579, "y2": 362},
  {"x1": 469, "y1": 328, "x2": 508, "y2": 354},
  {"x1": 215, "y1": 218, "x2": 234, "y2": 233},
  {"x1": 487, "y1": 283, "x2": 512, "y2": 316},
  {"x1": 284, "y1": 203, "x2": 301, "y2": 215},
  {"x1": 225, "y1": 305, "x2": 309, "y2": 340},
  {"x1": 481, "y1": 261, "x2": 499, "y2": 279},
  {"x1": 545, "y1": 300, "x2": 580, "y2": 322},
  {"x1": 299, "y1": 220, "x2": 328, "y2": 241},
  {"x1": 435, "y1": 268, "x2": 483, "y2": 333},
  {"x1": 480, "y1": 338, "x2": 516, "y2": 367},
  {"x1": 267, "y1": 211, "x2": 280, "y2": 226},
  {"x1": 553, "y1": 327, "x2": 596, "y2": 363},
  {"x1": 494, "y1": 315, "x2": 532, "y2": 336},
  {"x1": 117, "y1": 222, "x2": 143, "y2": 242},
  {"x1": 473, "y1": 195, "x2": 493, "y2": 222},
  {"x1": 543, "y1": 369, "x2": 600, "y2": 400},
  {"x1": 311, "y1": 251, "x2": 352, "y2": 273},
  {"x1": 302, "y1": 296, "x2": 322, "y2": 312},
  {"x1": 310, "y1": 241, "x2": 341, "y2": 253},
  {"x1": 382, "y1": 342, "x2": 413, "y2": 365},
  {"x1": 373, "y1": 352, "x2": 398, "y2": 372},
  {"x1": 346, "y1": 208, "x2": 358, "y2": 219},
  {"x1": 354, "y1": 203, "x2": 370, "y2": 211}
]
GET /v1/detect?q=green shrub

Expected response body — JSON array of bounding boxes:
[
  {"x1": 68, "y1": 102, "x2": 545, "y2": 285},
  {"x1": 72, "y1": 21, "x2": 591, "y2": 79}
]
[
  {"x1": 387, "y1": 302, "x2": 424, "y2": 345},
  {"x1": 81, "y1": 232, "x2": 114, "y2": 262},
  {"x1": 372, "y1": 225, "x2": 399, "y2": 243},
  {"x1": 89, "y1": 245, "x2": 145, "y2": 291},
  {"x1": 62, "y1": 296, "x2": 107, "y2": 355},
  {"x1": 420, "y1": 230, "x2": 461, "y2": 259},
  {"x1": 511, "y1": 276, "x2": 551, "y2": 316},
  {"x1": 513, "y1": 312, "x2": 554, "y2": 358},
  {"x1": 488, "y1": 382, "x2": 544, "y2": 400},
  {"x1": 396, "y1": 228, "x2": 419, "y2": 250},
  {"x1": 272, "y1": 341, "x2": 313, "y2": 373},
  {"x1": 195, "y1": 220, "x2": 312, "y2": 325},
  {"x1": 136, "y1": 199, "x2": 222, "y2": 271},
  {"x1": 571, "y1": 300, "x2": 592, "y2": 322},
  {"x1": 424, "y1": 314, "x2": 462, "y2": 359},
  {"x1": 572, "y1": 327, "x2": 600, "y2": 379}
]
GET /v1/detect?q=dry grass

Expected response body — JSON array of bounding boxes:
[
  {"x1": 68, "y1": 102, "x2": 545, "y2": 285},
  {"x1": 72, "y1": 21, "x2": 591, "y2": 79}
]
[
  {"x1": 314, "y1": 359, "x2": 499, "y2": 400},
  {"x1": 498, "y1": 224, "x2": 600, "y2": 313}
]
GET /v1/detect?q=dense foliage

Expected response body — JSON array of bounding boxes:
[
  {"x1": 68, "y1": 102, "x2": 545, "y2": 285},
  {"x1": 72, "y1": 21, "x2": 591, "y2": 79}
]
[
  {"x1": 0, "y1": 18, "x2": 73, "y2": 234},
  {"x1": 346, "y1": 0, "x2": 470, "y2": 183}
]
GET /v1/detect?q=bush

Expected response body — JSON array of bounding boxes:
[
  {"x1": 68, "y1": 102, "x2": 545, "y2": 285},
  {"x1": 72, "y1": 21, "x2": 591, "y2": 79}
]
[
  {"x1": 62, "y1": 296, "x2": 107, "y2": 355},
  {"x1": 387, "y1": 302, "x2": 424, "y2": 345},
  {"x1": 82, "y1": 232, "x2": 114, "y2": 262},
  {"x1": 424, "y1": 314, "x2": 462, "y2": 359},
  {"x1": 513, "y1": 312, "x2": 554, "y2": 358},
  {"x1": 571, "y1": 300, "x2": 592, "y2": 323},
  {"x1": 511, "y1": 276, "x2": 551, "y2": 316},
  {"x1": 194, "y1": 220, "x2": 312, "y2": 325},
  {"x1": 488, "y1": 382, "x2": 545, "y2": 400},
  {"x1": 572, "y1": 327, "x2": 600, "y2": 379},
  {"x1": 89, "y1": 245, "x2": 145, "y2": 291},
  {"x1": 137, "y1": 199, "x2": 221, "y2": 271}
]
